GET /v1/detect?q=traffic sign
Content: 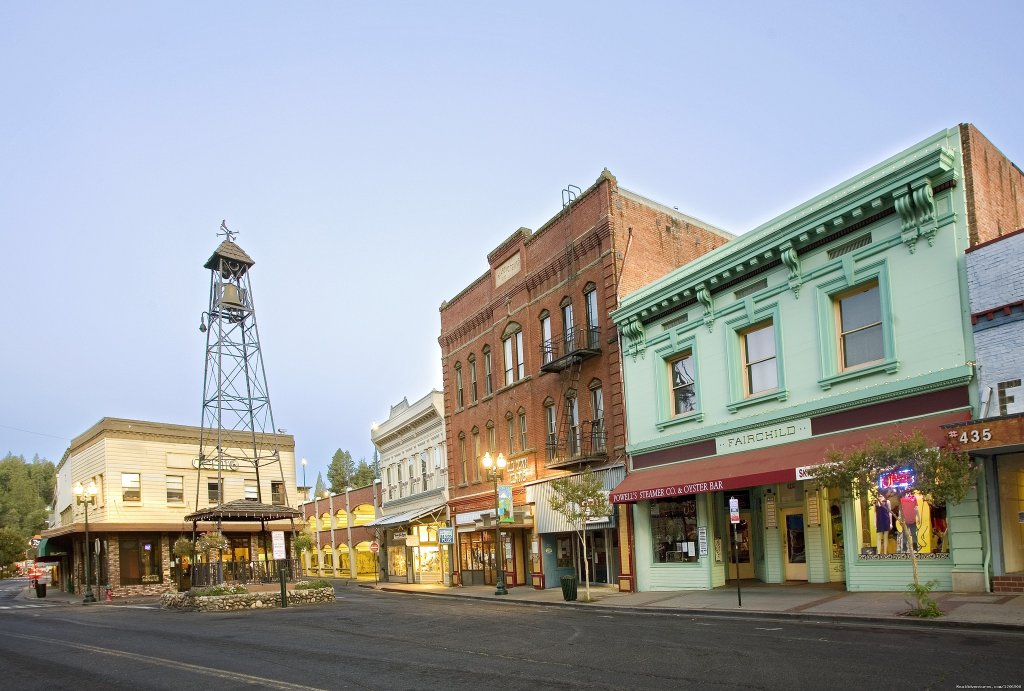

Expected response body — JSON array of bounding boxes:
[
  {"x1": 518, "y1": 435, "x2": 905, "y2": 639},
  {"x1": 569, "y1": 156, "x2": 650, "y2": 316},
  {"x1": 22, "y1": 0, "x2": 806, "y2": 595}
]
[
  {"x1": 369, "y1": 541, "x2": 379, "y2": 553},
  {"x1": 438, "y1": 527, "x2": 454, "y2": 545},
  {"x1": 729, "y1": 496, "x2": 740, "y2": 524}
]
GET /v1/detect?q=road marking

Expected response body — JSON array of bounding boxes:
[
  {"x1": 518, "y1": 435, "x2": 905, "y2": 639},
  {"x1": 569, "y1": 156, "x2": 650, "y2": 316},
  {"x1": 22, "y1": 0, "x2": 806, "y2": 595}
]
[
  {"x1": 0, "y1": 631, "x2": 332, "y2": 690},
  {"x1": 755, "y1": 627, "x2": 782, "y2": 631}
]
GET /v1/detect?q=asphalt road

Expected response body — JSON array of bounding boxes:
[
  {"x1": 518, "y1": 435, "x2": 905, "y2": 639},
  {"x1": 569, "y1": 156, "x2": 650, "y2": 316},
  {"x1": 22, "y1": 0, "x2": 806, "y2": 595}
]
[{"x1": 0, "y1": 582, "x2": 1020, "y2": 690}]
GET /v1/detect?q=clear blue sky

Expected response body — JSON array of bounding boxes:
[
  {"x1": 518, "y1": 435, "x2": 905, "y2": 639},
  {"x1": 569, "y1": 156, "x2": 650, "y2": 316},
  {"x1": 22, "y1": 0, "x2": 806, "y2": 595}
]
[{"x1": 2, "y1": 2, "x2": 1021, "y2": 488}]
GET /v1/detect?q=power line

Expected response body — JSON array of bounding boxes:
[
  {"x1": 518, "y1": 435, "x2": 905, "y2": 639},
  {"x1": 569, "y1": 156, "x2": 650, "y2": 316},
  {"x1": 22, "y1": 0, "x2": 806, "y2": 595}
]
[{"x1": 0, "y1": 424, "x2": 70, "y2": 441}]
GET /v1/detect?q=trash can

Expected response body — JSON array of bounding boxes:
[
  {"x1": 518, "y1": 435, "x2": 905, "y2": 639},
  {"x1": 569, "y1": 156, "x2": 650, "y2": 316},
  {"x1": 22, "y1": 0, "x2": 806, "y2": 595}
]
[
  {"x1": 559, "y1": 575, "x2": 577, "y2": 602},
  {"x1": 35, "y1": 582, "x2": 46, "y2": 598}
]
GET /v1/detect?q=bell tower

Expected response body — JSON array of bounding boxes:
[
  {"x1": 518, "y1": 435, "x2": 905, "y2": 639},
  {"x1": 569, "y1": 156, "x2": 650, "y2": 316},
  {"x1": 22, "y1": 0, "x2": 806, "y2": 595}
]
[{"x1": 196, "y1": 222, "x2": 284, "y2": 509}]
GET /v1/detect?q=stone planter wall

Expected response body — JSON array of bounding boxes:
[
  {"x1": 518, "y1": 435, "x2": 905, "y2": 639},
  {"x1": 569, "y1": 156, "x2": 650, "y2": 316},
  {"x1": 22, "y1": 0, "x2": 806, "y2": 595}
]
[{"x1": 160, "y1": 586, "x2": 335, "y2": 611}]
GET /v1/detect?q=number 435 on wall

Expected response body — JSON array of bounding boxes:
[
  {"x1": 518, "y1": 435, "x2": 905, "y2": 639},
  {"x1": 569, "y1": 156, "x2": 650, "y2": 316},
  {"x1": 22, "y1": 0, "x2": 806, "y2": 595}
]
[{"x1": 958, "y1": 428, "x2": 992, "y2": 444}]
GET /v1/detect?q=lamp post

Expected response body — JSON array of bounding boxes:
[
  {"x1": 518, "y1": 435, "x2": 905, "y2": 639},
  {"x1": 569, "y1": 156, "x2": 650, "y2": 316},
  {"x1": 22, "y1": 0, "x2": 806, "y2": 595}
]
[
  {"x1": 72, "y1": 480, "x2": 98, "y2": 604},
  {"x1": 345, "y1": 486, "x2": 356, "y2": 579},
  {"x1": 481, "y1": 452, "x2": 508, "y2": 596}
]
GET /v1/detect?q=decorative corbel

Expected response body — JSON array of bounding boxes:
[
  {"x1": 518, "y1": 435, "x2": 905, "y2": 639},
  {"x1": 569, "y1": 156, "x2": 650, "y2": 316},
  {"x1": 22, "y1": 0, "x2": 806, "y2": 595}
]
[
  {"x1": 893, "y1": 177, "x2": 937, "y2": 253},
  {"x1": 893, "y1": 185, "x2": 918, "y2": 253},
  {"x1": 622, "y1": 317, "x2": 647, "y2": 360},
  {"x1": 697, "y1": 283, "x2": 714, "y2": 332},
  {"x1": 780, "y1": 240, "x2": 801, "y2": 297}
]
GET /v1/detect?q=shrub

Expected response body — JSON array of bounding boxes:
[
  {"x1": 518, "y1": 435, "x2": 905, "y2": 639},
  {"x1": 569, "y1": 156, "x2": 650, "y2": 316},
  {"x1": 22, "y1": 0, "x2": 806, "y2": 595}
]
[
  {"x1": 293, "y1": 579, "x2": 332, "y2": 590},
  {"x1": 906, "y1": 580, "x2": 942, "y2": 618},
  {"x1": 190, "y1": 583, "x2": 248, "y2": 596}
]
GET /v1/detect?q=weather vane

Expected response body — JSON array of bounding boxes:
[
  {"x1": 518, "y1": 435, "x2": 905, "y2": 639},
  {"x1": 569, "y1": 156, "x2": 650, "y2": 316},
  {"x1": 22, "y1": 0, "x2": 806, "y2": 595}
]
[{"x1": 218, "y1": 219, "x2": 238, "y2": 242}]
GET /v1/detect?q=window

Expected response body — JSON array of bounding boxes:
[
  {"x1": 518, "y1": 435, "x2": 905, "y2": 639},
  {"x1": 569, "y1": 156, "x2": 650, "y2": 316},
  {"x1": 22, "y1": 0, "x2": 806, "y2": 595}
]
[
  {"x1": 584, "y1": 285, "x2": 600, "y2": 348},
  {"x1": 545, "y1": 400, "x2": 557, "y2": 460},
  {"x1": 741, "y1": 321, "x2": 778, "y2": 396},
  {"x1": 122, "y1": 473, "x2": 141, "y2": 502},
  {"x1": 506, "y1": 413, "x2": 516, "y2": 455},
  {"x1": 472, "y1": 427, "x2": 481, "y2": 482},
  {"x1": 836, "y1": 282, "x2": 883, "y2": 370},
  {"x1": 670, "y1": 353, "x2": 697, "y2": 414},
  {"x1": 540, "y1": 312, "x2": 553, "y2": 364},
  {"x1": 421, "y1": 453, "x2": 428, "y2": 492},
  {"x1": 119, "y1": 535, "x2": 162, "y2": 585},
  {"x1": 562, "y1": 300, "x2": 575, "y2": 352},
  {"x1": 469, "y1": 355, "x2": 478, "y2": 403},
  {"x1": 651, "y1": 497, "x2": 698, "y2": 563},
  {"x1": 387, "y1": 465, "x2": 395, "y2": 499},
  {"x1": 207, "y1": 479, "x2": 223, "y2": 504},
  {"x1": 483, "y1": 346, "x2": 493, "y2": 396},
  {"x1": 398, "y1": 461, "x2": 404, "y2": 498},
  {"x1": 590, "y1": 385, "x2": 605, "y2": 452},
  {"x1": 455, "y1": 362, "x2": 464, "y2": 408},
  {"x1": 459, "y1": 433, "x2": 467, "y2": 485},
  {"x1": 166, "y1": 475, "x2": 184, "y2": 503},
  {"x1": 244, "y1": 478, "x2": 258, "y2": 502},
  {"x1": 487, "y1": 420, "x2": 496, "y2": 454},
  {"x1": 518, "y1": 408, "x2": 528, "y2": 451},
  {"x1": 566, "y1": 394, "x2": 581, "y2": 456},
  {"x1": 271, "y1": 481, "x2": 285, "y2": 505},
  {"x1": 502, "y1": 323, "x2": 525, "y2": 385}
]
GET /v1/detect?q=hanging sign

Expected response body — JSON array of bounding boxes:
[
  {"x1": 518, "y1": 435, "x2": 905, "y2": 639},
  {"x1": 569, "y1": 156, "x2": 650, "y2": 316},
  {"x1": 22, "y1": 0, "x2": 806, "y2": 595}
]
[
  {"x1": 729, "y1": 496, "x2": 740, "y2": 524},
  {"x1": 272, "y1": 531, "x2": 286, "y2": 560},
  {"x1": 438, "y1": 527, "x2": 454, "y2": 545},
  {"x1": 498, "y1": 484, "x2": 514, "y2": 523},
  {"x1": 878, "y1": 468, "x2": 915, "y2": 491}
]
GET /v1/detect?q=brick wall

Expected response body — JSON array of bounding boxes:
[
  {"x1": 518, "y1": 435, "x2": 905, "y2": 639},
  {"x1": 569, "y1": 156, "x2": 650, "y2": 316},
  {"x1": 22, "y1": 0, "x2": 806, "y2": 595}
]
[{"x1": 961, "y1": 123, "x2": 1024, "y2": 246}]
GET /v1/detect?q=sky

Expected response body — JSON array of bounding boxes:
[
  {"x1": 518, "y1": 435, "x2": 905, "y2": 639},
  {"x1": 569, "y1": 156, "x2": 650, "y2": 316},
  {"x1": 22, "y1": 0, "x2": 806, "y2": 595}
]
[{"x1": 2, "y1": 2, "x2": 1022, "y2": 488}]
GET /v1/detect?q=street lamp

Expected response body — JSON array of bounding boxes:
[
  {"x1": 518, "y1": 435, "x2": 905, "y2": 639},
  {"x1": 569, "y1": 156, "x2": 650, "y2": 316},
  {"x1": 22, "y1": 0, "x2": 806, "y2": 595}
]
[
  {"x1": 481, "y1": 452, "x2": 508, "y2": 596},
  {"x1": 345, "y1": 487, "x2": 356, "y2": 579},
  {"x1": 72, "y1": 480, "x2": 98, "y2": 604}
]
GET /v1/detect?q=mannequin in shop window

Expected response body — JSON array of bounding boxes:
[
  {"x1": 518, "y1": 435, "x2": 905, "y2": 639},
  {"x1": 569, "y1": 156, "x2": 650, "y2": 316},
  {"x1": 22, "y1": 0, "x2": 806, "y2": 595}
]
[
  {"x1": 899, "y1": 490, "x2": 920, "y2": 552},
  {"x1": 930, "y1": 502, "x2": 948, "y2": 553},
  {"x1": 874, "y1": 493, "x2": 892, "y2": 555}
]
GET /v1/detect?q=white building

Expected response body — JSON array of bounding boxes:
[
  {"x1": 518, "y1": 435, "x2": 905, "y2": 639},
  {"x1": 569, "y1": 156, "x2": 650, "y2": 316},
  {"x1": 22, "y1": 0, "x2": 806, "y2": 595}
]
[{"x1": 369, "y1": 391, "x2": 450, "y2": 584}]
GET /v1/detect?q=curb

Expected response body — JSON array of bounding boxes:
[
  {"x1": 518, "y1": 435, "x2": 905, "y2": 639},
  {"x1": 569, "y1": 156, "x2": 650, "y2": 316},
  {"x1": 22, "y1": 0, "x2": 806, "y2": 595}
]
[{"x1": 364, "y1": 584, "x2": 1024, "y2": 634}]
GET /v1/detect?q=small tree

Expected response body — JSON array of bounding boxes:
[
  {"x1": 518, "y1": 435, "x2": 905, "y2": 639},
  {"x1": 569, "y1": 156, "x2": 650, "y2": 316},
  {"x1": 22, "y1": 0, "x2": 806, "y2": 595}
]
[
  {"x1": 548, "y1": 470, "x2": 613, "y2": 602},
  {"x1": 809, "y1": 430, "x2": 975, "y2": 611}
]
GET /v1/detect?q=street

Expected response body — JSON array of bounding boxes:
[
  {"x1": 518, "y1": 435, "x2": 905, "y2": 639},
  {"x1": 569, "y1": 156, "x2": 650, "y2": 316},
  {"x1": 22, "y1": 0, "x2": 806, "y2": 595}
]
[{"x1": 0, "y1": 582, "x2": 1020, "y2": 690}]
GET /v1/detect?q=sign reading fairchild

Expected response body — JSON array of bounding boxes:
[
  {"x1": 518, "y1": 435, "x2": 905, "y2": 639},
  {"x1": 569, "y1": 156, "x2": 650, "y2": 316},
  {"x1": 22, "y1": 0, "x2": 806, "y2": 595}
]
[{"x1": 716, "y1": 419, "x2": 811, "y2": 453}]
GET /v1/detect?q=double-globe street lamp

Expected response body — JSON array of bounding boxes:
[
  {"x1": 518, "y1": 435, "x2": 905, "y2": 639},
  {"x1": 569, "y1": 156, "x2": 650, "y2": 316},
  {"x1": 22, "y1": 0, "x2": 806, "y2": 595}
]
[
  {"x1": 72, "y1": 480, "x2": 98, "y2": 604},
  {"x1": 481, "y1": 452, "x2": 508, "y2": 596}
]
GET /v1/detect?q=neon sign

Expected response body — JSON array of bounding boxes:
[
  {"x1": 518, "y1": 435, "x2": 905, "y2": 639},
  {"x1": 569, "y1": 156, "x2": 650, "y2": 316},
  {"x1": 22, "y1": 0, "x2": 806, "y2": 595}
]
[{"x1": 878, "y1": 468, "x2": 915, "y2": 491}]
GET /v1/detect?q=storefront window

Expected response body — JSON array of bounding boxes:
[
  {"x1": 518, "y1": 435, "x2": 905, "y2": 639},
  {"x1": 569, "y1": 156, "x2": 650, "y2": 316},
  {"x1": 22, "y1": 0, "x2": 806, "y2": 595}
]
[
  {"x1": 651, "y1": 497, "x2": 698, "y2": 563},
  {"x1": 388, "y1": 545, "x2": 407, "y2": 576},
  {"x1": 856, "y1": 485, "x2": 948, "y2": 559},
  {"x1": 119, "y1": 535, "x2": 162, "y2": 585}
]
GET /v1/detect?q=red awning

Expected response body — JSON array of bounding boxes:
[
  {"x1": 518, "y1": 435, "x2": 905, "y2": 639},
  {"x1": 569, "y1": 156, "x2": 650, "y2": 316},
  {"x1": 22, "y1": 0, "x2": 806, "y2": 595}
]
[{"x1": 611, "y1": 411, "x2": 969, "y2": 503}]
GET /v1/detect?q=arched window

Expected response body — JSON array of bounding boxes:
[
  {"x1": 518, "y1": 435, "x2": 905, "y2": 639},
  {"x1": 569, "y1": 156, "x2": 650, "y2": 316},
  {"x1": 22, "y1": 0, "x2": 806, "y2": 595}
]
[
  {"x1": 506, "y1": 411, "x2": 515, "y2": 454},
  {"x1": 589, "y1": 378, "x2": 605, "y2": 452},
  {"x1": 561, "y1": 297, "x2": 575, "y2": 352},
  {"x1": 502, "y1": 322, "x2": 525, "y2": 385},
  {"x1": 544, "y1": 397, "x2": 557, "y2": 461},
  {"x1": 472, "y1": 427, "x2": 481, "y2": 482},
  {"x1": 468, "y1": 354, "x2": 478, "y2": 404},
  {"x1": 539, "y1": 310, "x2": 553, "y2": 364},
  {"x1": 518, "y1": 407, "x2": 528, "y2": 451},
  {"x1": 486, "y1": 420, "x2": 496, "y2": 454},
  {"x1": 458, "y1": 432, "x2": 467, "y2": 485},
  {"x1": 454, "y1": 362, "x2": 464, "y2": 409},
  {"x1": 482, "y1": 346, "x2": 493, "y2": 396},
  {"x1": 584, "y1": 283, "x2": 600, "y2": 348}
]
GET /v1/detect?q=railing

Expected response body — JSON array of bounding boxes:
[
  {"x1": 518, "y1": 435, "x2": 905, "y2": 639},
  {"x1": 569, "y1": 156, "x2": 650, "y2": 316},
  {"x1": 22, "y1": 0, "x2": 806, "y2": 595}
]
[
  {"x1": 539, "y1": 327, "x2": 601, "y2": 372},
  {"x1": 189, "y1": 558, "x2": 301, "y2": 587},
  {"x1": 545, "y1": 420, "x2": 607, "y2": 465}
]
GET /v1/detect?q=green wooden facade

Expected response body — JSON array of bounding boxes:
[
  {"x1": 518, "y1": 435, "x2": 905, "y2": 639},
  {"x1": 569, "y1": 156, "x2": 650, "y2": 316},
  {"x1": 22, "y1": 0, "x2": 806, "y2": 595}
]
[{"x1": 612, "y1": 127, "x2": 987, "y2": 592}]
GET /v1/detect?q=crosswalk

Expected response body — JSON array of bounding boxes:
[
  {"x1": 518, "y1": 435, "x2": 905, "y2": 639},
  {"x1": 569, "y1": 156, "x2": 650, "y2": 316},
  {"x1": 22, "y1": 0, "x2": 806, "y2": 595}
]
[{"x1": 0, "y1": 602, "x2": 58, "y2": 610}]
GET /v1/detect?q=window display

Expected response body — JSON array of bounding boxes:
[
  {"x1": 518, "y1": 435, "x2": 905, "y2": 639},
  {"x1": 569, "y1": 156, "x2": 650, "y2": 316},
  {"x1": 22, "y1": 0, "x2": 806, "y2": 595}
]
[
  {"x1": 388, "y1": 545, "x2": 407, "y2": 576},
  {"x1": 651, "y1": 496, "x2": 699, "y2": 563},
  {"x1": 856, "y1": 488, "x2": 948, "y2": 559}
]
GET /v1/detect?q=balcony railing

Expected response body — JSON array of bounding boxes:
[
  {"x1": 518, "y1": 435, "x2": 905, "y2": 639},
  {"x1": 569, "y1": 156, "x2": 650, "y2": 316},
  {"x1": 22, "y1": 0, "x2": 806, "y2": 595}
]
[
  {"x1": 540, "y1": 326, "x2": 601, "y2": 373},
  {"x1": 545, "y1": 420, "x2": 608, "y2": 467}
]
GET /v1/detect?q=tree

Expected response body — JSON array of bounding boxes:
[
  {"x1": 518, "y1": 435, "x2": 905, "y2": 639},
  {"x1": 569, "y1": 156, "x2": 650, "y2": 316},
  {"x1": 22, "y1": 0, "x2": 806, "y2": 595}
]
[
  {"x1": 327, "y1": 449, "x2": 355, "y2": 492},
  {"x1": 351, "y1": 458, "x2": 376, "y2": 487},
  {"x1": 809, "y1": 430, "x2": 976, "y2": 600},
  {"x1": 548, "y1": 470, "x2": 613, "y2": 602},
  {"x1": 0, "y1": 453, "x2": 54, "y2": 537},
  {"x1": 0, "y1": 527, "x2": 29, "y2": 577}
]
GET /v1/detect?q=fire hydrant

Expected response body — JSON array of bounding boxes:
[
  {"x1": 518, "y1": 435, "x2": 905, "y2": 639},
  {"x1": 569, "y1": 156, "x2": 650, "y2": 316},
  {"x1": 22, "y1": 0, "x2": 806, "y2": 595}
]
[{"x1": 105, "y1": 587, "x2": 113, "y2": 602}]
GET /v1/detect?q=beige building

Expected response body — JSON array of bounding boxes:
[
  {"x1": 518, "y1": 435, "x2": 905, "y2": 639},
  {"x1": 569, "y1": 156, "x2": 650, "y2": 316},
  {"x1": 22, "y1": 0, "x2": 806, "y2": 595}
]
[{"x1": 39, "y1": 417, "x2": 299, "y2": 597}]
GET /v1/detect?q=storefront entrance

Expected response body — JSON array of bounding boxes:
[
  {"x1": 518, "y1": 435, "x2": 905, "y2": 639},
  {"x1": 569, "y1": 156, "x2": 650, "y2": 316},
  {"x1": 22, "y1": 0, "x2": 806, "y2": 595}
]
[
  {"x1": 726, "y1": 509, "x2": 754, "y2": 581},
  {"x1": 578, "y1": 529, "x2": 615, "y2": 585},
  {"x1": 782, "y1": 508, "x2": 807, "y2": 581}
]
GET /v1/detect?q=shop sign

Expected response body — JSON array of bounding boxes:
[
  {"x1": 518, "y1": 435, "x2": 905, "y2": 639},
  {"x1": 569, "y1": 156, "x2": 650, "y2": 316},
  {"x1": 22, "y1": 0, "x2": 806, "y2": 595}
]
[
  {"x1": 393, "y1": 531, "x2": 407, "y2": 541},
  {"x1": 438, "y1": 527, "x2": 454, "y2": 545},
  {"x1": 507, "y1": 456, "x2": 534, "y2": 484},
  {"x1": 698, "y1": 527, "x2": 709, "y2": 557},
  {"x1": 945, "y1": 416, "x2": 1024, "y2": 451},
  {"x1": 498, "y1": 484, "x2": 514, "y2": 523},
  {"x1": 729, "y1": 496, "x2": 740, "y2": 524},
  {"x1": 765, "y1": 494, "x2": 778, "y2": 528},
  {"x1": 878, "y1": 468, "x2": 915, "y2": 491},
  {"x1": 716, "y1": 419, "x2": 811, "y2": 454},
  {"x1": 271, "y1": 531, "x2": 286, "y2": 560}
]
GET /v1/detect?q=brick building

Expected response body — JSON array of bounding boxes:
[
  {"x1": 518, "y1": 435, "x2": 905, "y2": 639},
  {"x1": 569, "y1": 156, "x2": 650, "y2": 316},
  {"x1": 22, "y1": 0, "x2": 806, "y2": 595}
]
[{"x1": 439, "y1": 170, "x2": 732, "y2": 591}]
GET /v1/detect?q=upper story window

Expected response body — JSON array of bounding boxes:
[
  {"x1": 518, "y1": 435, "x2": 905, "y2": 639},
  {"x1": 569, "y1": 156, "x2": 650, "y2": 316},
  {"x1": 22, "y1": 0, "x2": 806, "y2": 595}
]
[
  {"x1": 518, "y1": 407, "x2": 528, "y2": 451},
  {"x1": 472, "y1": 427, "x2": 482, "y2": 482},
  {"x1": 540, "y1": 311, "x2": 553, "y2": 364},
  {"x1": 584, "y1": 284, "x2": 600, "y2": 348},
  {"x1": 483, "y1": 346, "x2": 493, "y2": 396},
  {"x1": 502, "y1": 323, "x2": 525, "y2": 386},
  {"x1": 506, "y1": 412, "x2": 515, "y2": 455},
  {"x1": 671, "y1": 352, "x2": 697, "y2": 414},
  {"x1": 487, "y1": 420, "x2": 496, "y2": 454},
  {"x1": 741, "y1": 321, "x2": 778, "y2": 396},
  {"x1": 469, "y1": 354, "x2": 479, "y2": 403},
  {"x1": 545, "y1": 398, "x2": 557, "y2": 461},
  {"x1": 454, "y1": 362, "x2": 464, "y2": 409},
  {"x1": 421, "y1": 453, "x2": 429, "y2": 492},
  {"x1": 166, "y1": 475, "x2": 183, "y2": 503},
  {"x1": 271, "y1": 481, "x2": 285, "y2": 506},
  {"x1": 122, "y1": 472, "x2": 141, "y2": 502},
  {"x1": 244, "y1": 478, "x2": 258, "y2": 502},
  {"x1": 206, "y1": 478, "x2": 223, "y2": 504},
  {"x1": 590, "y1": 382, "x2": 605, "y2": 451},
  {"x1": 459, "y1": 433, "x2": 468, "y2": 485},
  {"x1": 561, "y1": 299, "x2": 575, "y2": 350},
  {"x1": 836, "y1": 282, "x2": 883, "y2": 370},
  {"x1": 566, "y1": 392, "x2": 581, "y2": 456}
]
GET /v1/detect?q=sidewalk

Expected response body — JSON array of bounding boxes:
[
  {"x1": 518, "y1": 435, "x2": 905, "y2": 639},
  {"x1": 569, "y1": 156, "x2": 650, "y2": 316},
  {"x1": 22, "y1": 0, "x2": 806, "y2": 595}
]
[
  {"x1": 16, "y1": 584, "x2": 160, "y2": 607},
  {"x1": 340, "y1": 578, "x2": 1024, "y2": 631}
]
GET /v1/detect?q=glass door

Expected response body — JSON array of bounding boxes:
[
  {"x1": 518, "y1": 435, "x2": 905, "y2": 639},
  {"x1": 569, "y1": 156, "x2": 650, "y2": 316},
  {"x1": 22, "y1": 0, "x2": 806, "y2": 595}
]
[{"x1": 782, "y1": 508, "x2": 807, "y2": 581}]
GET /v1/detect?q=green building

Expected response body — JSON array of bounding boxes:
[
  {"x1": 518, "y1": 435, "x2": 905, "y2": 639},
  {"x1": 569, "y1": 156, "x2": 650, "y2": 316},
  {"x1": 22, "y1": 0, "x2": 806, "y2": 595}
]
[{"x1": 610, "y1": 125, "x2": 1022, "y2": 592}]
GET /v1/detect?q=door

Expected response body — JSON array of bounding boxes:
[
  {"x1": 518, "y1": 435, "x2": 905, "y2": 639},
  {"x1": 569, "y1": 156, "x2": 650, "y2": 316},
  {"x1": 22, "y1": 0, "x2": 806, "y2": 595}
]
[
  {"x1": 782, "y1": 508, "x2": 807, "y2": 581},
  {"x1": 579, "y1": 530, "x2": 608, "y2": 584},
  {"x1": 727, "y1": 510, "x2": 754, "y2": 580}
]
